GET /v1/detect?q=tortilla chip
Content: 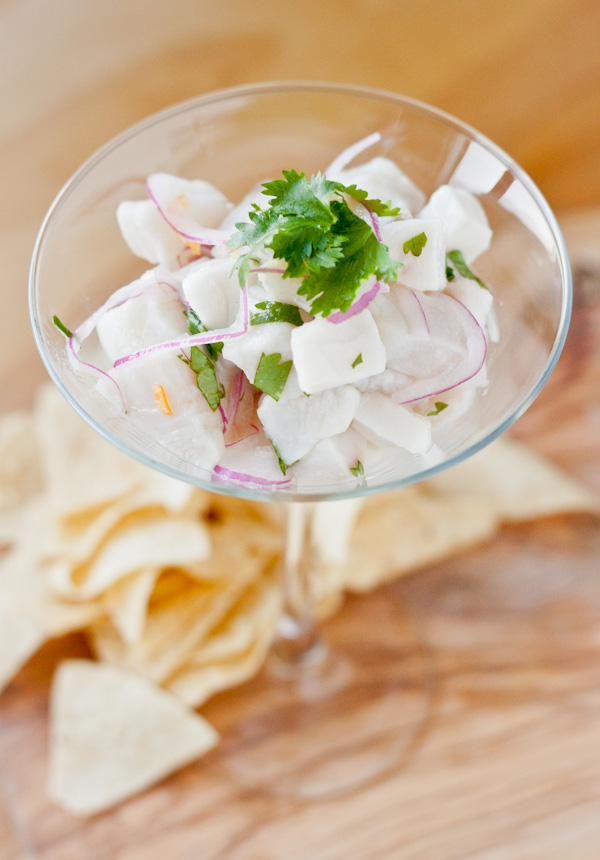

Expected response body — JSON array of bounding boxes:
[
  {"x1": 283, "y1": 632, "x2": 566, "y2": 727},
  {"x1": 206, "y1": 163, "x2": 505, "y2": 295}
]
[
  {"x1": 103, "y1": 568, "x2": 160, "y2": 645},
  {"x1": 0, "y1": 597, "x2": 44, "y2": 695},
  {"x1": 47, "y1": 660, "x2": 218, "y2": 817},
  {"x1": 89, "y1": 563, "x2": 259, "y2": 683},
  {"x1": 344, "y1": 485, "x2": 499, "y2": 592},
  {"x1": 48, "y1": 512, "x2": 211, "y2": 600},
  {"x1": 426, "y1": 436, "x2": 599, "y2": 520},
  {"x1": 165, "y1": 576, "x2": 281, "y2": 706},
  {"x1": 0, "y1": 410, "x2": 42, "y2": 513},
  {"x1": 0, "y1": 548, "x2": 101, "y2": 694},
  {"x1": 34, "y1": 386, "x2": 196, "y2": 520}
]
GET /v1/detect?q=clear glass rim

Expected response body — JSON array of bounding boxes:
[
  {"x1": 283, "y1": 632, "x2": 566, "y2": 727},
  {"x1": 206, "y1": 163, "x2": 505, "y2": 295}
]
[{"x1": 29, "y1": 80, "x2": 573, "y2": 503}]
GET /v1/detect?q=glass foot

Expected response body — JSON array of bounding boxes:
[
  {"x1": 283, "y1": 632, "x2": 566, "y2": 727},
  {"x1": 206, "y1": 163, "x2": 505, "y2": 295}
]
[{"x1": 214, "y1": 588, "x2": 436, "y2": 800}]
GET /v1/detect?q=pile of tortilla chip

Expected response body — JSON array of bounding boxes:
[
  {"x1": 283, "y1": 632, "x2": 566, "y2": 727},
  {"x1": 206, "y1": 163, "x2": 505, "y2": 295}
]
[{"x1": 0, "y1": 385, "x2": 597, "y2": 816}]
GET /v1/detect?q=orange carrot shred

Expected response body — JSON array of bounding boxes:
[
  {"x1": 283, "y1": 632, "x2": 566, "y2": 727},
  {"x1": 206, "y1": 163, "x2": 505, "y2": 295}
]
[{"x1": 152, "y1": 384, "x2": 173, "y2": 416}]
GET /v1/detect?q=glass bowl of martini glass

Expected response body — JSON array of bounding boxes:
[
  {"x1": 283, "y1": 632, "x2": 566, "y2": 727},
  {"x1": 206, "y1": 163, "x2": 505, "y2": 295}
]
[{"x1": 29, "y1": 82, "x2": 571, "y2": 799}]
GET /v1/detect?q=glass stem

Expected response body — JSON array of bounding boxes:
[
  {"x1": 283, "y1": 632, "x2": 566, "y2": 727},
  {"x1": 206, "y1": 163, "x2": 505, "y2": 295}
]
[{"x1": 270, "y1": 502, "x2": 326, "y2": 675}]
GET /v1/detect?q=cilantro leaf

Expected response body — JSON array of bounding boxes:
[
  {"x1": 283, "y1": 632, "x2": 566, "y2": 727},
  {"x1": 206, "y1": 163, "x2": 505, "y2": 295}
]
[
  {"x1": 427, "y1": 401, "x2": 448, "y2": 416},
  {"x1": 228, "y1": 169, "x2": 400, "y2": 316},
  {"x1": 446, "y1": 264, "x2": 455, "y2": 281},
  {"x1": 53, "y1": 315, "x2": 72, "y2": 338},
  {"x1": 254, "y1": 353, "x2": 293, "y2": 401},
  {"x1": 352, "y1": 353, "x2": 363, "y2": 368},
  {"x1": 403, "y1": 232, "x2": 428, "y2": 257},
  {"x1": 251, "y1": 301, "x2": 304, "y2": 327},
  {"x1": 298, "y1": 199, "x2": 398, "y2": 316},
  {"x1": 184, "y1": 309, "x2": 223, "y2": 360},
  {"x1": 189, "y1": 346, "x2": 225, "y2": 411},
  {"x1": 446, "y1": 250, "x2": 489, "y2": 291},
  {"x1": 337, "y1": 183, "x2": 400, "y2": 217},
  {"x1": 350, "y1": 460, "x2": 364, "y2": 478}
]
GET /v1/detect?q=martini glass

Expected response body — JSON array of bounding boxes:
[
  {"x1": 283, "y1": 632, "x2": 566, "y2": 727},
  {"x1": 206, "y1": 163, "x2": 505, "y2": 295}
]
[{"x1": 29, "y1": 82, "x2": 571, "y2": 799}]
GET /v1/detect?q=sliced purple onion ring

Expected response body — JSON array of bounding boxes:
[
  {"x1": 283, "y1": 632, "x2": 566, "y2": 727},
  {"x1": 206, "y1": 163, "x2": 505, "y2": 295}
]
[
  {"x1": 146, "y1": 173, "x2": 232, "y2": 246},
  {"x1": 325, "y1": 132, "x2": 382, "y2": 179},
  {"x1": 395, "y1": 294, "x2": 487, "y2": 404},
  {"x1": 327, "y1": 279, "x2": 381, "y2": 324},
  {"x1": 113, "y1": 286, "x2": 249, "y2": 367},
  {"x1": 213, "y1": 464, "x2": 291, "y2": 489},
  {"x1": 394, "y1": 289, "x2": 430, "y2": 337},
  {"x1": 67, "y1": 336, "x2": 127, "y2": 412}
]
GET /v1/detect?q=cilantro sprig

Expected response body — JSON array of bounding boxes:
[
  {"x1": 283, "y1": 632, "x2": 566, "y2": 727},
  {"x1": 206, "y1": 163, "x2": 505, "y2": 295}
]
[
  {"x1": 446, "y1": 250, "x2": 489, "y2": 291},
  {"x1": 254, "y1": 352, "x2": 293, "y2": 401},
  {"x1": 188, "y1": 346, "x2": 225, "y2": 412},
  {"x1": 250, "y1": 301, "x2": 303, "y2": 327},
  {"x1": 230, "y1": 170, "x2": 400, "y2": 317}
]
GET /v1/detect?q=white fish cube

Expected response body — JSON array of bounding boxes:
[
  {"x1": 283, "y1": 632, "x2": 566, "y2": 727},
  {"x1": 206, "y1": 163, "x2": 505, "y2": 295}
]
[
  {"x1": 257, "y1": 385, "x2": 361, "y2": 464},
  {"x1": 419, "y1": 185, "x2": 492, "y2": 263},
  {"x1": 289, "y1": 427, "x2": 371, "y2": 489},
  {"x1": 96, "y1": 283, "x2": 188, "y2": 365},
  {"x1": 117, "y1": 200, "x2": 185, "y2": 265},
  {"x1": 156, "y1": 175, "x2": 232, "y2": 230},
  {"x1": 336, "y1": 156, "x2": 426, "y2": 215},
  {"x1": 221, "y1": 321, "x2": 294, "y2": 385},
  {"x1": 97, "y1": 351, "x2": 225, "y2": 470},
  {"x1": 182, "y1": 258, "x2": 241, "y2": 330},
  {"x1": 445, "y1": 275, "x2": 493, "y2": 329},
  {"x1": 380, "y1": 218, "x2": 447, "y2": 292},
  {"x1": 257, "y1": 270, "x2": 312, "y2": 312},
  {"x1": 354, "y1": 392, "x2": 432, "y2": 453},
  {"x1": 291, "y1": 311, "x2": 386, "y2": 395}
]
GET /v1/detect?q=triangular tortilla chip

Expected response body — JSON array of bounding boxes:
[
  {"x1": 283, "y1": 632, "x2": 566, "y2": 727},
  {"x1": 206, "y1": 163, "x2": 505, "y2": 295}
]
[
  {"x1": 426, "y1": 436, "x2": 599, "y2": 520},
  {"x1": 47, "y1": 660, "x2": 219, "y2": 816},
  {"x1": 48, "y1": 512, "x2": 211, "y2": 600}
]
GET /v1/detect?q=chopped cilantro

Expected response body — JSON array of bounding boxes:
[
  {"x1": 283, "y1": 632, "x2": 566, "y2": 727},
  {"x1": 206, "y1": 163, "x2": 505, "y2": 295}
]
[
  {"x1": 427, "y1": 401, "x2": 448, "y2": 416},
  {"x1": 184, "y1": 309, "x2": 223, "y2": 361},
  {"x1": 446, "y1": 250, "x2": 489, "y2": 291},
  {"x1": 403, "y1": 232, "x2": 428, "y2": 257},
  {"x1": 229, "y1": 170, "x2": 400, "y2": 317},
  {"x1": 254, "y1": 352, "x2": 293, "y2": 401},
  {"x1": 446, "y1": 264, "x2": 455, "y2": 281},
  {"x1": 339, "y1": 184, "x2": 400, "y2": 217},
  {"x1": 189, "y1": 346, "x2": 225, "y2": 411},
  {"x1": 271, "y1": 441, "x2": 288, "y2": 475},
  {"x1": 352, "y1": 353, "x2": 363, "y2": 368},
  {"x1": 52, "y1": 315, "x2": 72, "y2": 339},
  {"x1": 250, "y1": 301, "x2": 304, "y2": 327},
  {"x1": 350, "y1": 460, "x2": 365, "y2": 478}
]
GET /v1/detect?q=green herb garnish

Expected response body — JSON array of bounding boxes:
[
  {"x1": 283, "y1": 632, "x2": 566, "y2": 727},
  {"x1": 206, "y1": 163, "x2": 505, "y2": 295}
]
[
  {"x1": 189, "y1": 346, "x2": 225, "y2": 412},
  {"x1": 403, "y1": 232, "x2": 428, "y2": 257},
  {"x1": 254, "y1": 352, "x2": 293, "y2": 401},
  {"x1": 446, "y1": 264, "x2": 455, "y2": 281},
  {"x1": 427, "y1": 401, "x2": 448, "y2": 416},
  {"x1": 446, "y1": 250, "x2": 489, "y2": 291},
  {"x1": 250, "y1": 301, "x2": 303, "y2": 327},
  {"x1": 184, "y1": 309, "x2": 223, "y2": 361},
  {"x1": 350, "y1": 460, "x2": 365, "y2": 478},
  {"x1": 52, "y1": 315, "x2": 72, "y2": 339},
  {"x1": 230, "y1": 170, "x2": 400, "y2": 317},
  {"x1": 352, "y1": 353, "x2": 363, "y2": 368}
]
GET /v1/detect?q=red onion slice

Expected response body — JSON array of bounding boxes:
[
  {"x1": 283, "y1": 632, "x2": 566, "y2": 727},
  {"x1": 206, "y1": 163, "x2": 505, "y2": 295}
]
[
  {"x1": 147, "y1": 174, "x2": 232, "y2": 246},
  {"x1": 394, "y1": 293, "x2": 487, "y2": 404},
  {"x1": 113, "y1": 286, "x2": 249, "y2": 367},
  {"x1": 394, "y1": 289, "x2": 430, "y2": 337},
  {"x1": 327, "y1": 279, "x2": 381, "y2": 324},
  {"x1": 67, "y1": 336, "x2": 127, "y2": 412},
  {"x1": 213, "y1": 464, "x2": 291, "y2": 489}
]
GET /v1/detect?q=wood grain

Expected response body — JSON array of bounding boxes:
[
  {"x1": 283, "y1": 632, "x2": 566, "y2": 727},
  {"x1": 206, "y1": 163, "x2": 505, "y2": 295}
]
[{"x1": 2, "y1": 1, "x2": 600, "y2": 857}]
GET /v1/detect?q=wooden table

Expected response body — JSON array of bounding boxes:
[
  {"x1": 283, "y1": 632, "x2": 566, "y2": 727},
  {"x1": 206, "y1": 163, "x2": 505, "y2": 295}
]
[{"x1": 2, "y1": 1, "x2": 600, "y2": 857}]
